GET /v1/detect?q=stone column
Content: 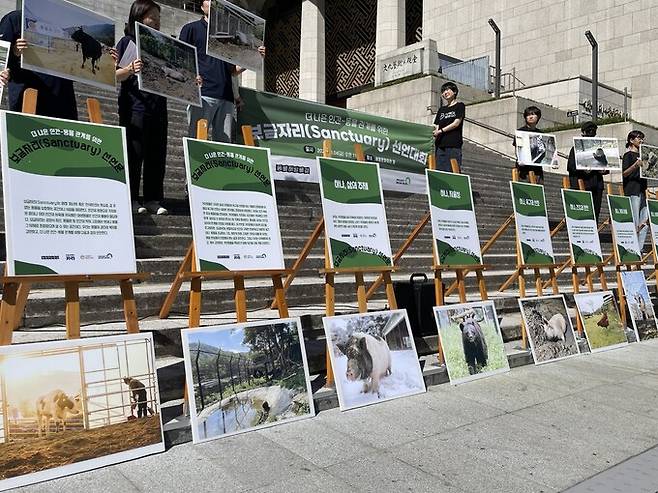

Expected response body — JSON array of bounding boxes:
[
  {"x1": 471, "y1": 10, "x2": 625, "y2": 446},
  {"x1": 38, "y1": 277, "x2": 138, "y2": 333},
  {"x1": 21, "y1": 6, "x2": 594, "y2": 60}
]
[
  {"x1": 299, "y1": 0, "x2": 325, "y2": 103},
  {"x1": 376, "y1": 0, "x2": 405, "y2": 58}
]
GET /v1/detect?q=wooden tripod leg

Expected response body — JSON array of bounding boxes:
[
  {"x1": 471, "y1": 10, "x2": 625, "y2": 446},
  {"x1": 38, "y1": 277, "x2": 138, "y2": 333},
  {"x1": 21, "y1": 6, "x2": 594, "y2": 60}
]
[
  {"x1": 585, "y1": 266, "x2": 594, "y2": 292},
  {"x1": 120, "y1": 280, "x2": 140, "y2": 333},
  {"x1": 0, "y1": 283, "x2": 18, "y2": 346},
  {"x1": 65, "y1": 282, "x2": 81, "y2": 339},
  {"x1": 476, "y1": 270, "x2": 488, "y2": 300},
  {"x1": 534, "y1": 268, "x2": 542, "y2": 296},
  {"x1": 434, "y1": 269, "x2": 444, "y2": 306},
  {"x1": 549, "y1": 268, "x2": 559, "y2": 294},
  {"x1": 189, "y1": 277, "x2": 202, "y2": 328},
  {"x1": 355, "y1": 272, "x2": 367, "y2": 313},
  {"x1": 325, "y1": 271, "x2": 335, "y2": 387},
  {"x1": 519, "y1": 269, "x2": 527, "y2": 349},
  {"x1": 456, "y1": 270, "x2": 467, "y2": 303},
  {"x1": 160, "y1": 244, "x2": 194, "y2": 319},
  {"x1": 272, "y1": 275, "x2": 289, "y2": 318},
  {"x1": 234, "y1": 276, "x2": 247, "y2": 323},
  {"x1": 383, "y1": 271, "x2": 397, "y2": 309},
  {"x1": 598, "y1": 265, "x2": 608, "y2": 290},
  {"x1": 616, "y1": 269, "x2": 627, "y2": 328},
  {"x1": 11, "y1": 282, "x2": 32, "y2": 330}
]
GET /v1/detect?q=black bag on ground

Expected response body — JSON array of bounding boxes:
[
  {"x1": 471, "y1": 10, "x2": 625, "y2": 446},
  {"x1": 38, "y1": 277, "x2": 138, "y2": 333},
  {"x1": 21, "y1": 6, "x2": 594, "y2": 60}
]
[{"x1": 393, "y1": 273, "x2": 437, "y2": 343}]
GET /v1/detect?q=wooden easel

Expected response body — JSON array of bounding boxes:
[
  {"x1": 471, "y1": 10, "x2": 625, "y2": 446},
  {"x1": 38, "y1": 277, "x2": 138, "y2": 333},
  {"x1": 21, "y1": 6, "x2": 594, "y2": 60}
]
[
  {"x1": 158, "y1": 122, "x2": 291, "y2": 326},
  {"x1": 0, "y1": 91, "x2": 148, "y2": 345},
  {"x1": 644, "y1": 190, "x2": 658, "y2": 288}
]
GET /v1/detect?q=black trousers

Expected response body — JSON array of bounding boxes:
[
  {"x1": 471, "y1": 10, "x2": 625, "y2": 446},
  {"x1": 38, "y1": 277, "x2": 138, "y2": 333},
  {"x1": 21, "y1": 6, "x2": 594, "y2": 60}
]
[{"x1": 120, "y1": 111, "x2": 167, "y2": 203}]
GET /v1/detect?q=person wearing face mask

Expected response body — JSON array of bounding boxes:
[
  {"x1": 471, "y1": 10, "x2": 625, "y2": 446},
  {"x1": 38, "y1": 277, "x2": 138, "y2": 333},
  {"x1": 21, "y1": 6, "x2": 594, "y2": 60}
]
[
  {"x1": 567, "y1": 121, "x2": 609, "y2": 223},
  {"x1": 432, "y1": 82, "x2": 465, "y2": 172},
  {"x1": 116, "y1": 0, "x2": 169, "y2": 215},
  {"x1": 622, "y1": 130, "x2": 648, "y2": 251}
]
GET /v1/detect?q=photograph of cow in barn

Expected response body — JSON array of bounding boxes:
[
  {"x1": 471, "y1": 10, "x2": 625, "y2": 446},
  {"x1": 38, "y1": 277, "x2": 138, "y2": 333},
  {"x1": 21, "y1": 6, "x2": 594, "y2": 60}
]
[
  {"x1": 518, "y1": 295, "x2": 581, "y2": 365},
  {"x1": 433, "y1": 301, "x2": 510, "y2": 385},
  {"x1": 574, "y1": 291, "x2": 633, "y2": 352},
  {"x1": 21, "y1": 0, "x2": 115, "y2": 91},
  {"x1": 182, "y1": 318, "x2": 314, "y2": 444},
  {"x1": 621, "y1": 271, "x2": 658, "y2": 341},
  {"x1": 0, "y1": 334, "x2": 163, "y2": 491},
  {"x1": 324, "y1": 309, "x2": 425, "y2": 411}
]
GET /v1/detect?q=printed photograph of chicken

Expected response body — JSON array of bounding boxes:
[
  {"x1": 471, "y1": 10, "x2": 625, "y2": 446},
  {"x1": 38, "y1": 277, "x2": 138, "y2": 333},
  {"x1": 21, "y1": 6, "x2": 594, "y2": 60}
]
[
  {"x1": 518, "y1": 295, "x2": 581, "y2": 364},
  {"x1": 574, "y1": 291, "x2": 632, "y2": 353},
  {"x1": 639, "y1": 144, "x2": 658, "y2": 180}
]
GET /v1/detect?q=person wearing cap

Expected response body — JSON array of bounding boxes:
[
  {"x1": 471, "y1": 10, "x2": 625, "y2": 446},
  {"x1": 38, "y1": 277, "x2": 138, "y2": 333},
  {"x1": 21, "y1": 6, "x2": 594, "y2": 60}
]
[
  {"x1": 622, "y1": 130, "x2": 648, "y2": 251},
  {"x1": 567, "y1": 121, "x2": 609, "y2": 222}
]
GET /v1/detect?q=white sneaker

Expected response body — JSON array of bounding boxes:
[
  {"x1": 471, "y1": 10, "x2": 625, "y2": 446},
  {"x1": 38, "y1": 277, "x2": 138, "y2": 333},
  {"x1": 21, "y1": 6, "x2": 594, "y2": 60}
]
[
  {"x1": 145, "y1": 201, "x2": 168, "y2": 215},
  {"x1": 132, "y1": 200, "x2": 147, "y2": 214}
]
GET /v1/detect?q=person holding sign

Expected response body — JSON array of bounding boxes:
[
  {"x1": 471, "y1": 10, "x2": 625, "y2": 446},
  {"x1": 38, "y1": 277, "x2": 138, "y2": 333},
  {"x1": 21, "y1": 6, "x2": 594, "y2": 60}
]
[
  {"x1": 433, "y1": 82, "x2": 465, "y2": 172},
  {"x1": 513, "y1": 106, "x2": 544, "y2": 183},
  {"x1": 622, "y1": 130, "x2": 648, "y2": 251}
]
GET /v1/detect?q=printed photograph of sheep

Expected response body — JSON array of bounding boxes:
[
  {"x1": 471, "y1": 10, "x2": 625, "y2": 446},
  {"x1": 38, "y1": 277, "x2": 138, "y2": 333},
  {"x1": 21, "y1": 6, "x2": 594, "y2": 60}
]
[
  {"x1": 573, "y1": 137, "x2": 621, "y2": 171},
  {"x1": 574, "y1": 291, "x2": 633, "y2": 352},
  {"x1": 136, "y1": 22, "x2": 201, "y2": 107},
  {"x1": 518, "y1": 295, "x2": 581, "y2": 364},
  {"x1": 0, "y1": 334, "x2": 163, "y2": 491},
  {"x1": 640, "y1": 144, "x2": 658, "y2": 180},
  {"x1": 182, "y1": 318, "x2": 314, "y2": 444},
  {"x1": 208, "y1": 0, "x2": 265, "y2": 71},
  {"x1": 433, "y1": 301, "x2": 510, "y2": 385},
  {"x1": 323, "y1": 309, "x2": 425, "y2": 411},
  {"x1": 621, "y1": 271, "x2": 658, "y2": 341},
  {"x1": 21, "y1": 0, "x2": 115, "y2": 91}
]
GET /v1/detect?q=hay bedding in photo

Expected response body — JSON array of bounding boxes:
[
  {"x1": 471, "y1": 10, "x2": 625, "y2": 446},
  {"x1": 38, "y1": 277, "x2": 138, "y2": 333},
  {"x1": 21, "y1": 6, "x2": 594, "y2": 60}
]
[{"x1": 522, "y1": 298, "x2": 579, "y2": 363}]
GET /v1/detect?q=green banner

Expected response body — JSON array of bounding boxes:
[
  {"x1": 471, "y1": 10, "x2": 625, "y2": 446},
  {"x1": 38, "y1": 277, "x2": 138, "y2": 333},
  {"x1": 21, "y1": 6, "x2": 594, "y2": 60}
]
[
  {"x1": 607, "y1": 195, "x2": 641, "y2": 262},
  {"x1": 237, "y1": 88, "x2": 434, "y2": 193},
  {"x1": 647, "y1": 199, "x2": 658, "y2": 258},
  {"x1": 561, "y1": 189, "x2": 602, "y2": 265},
  {"x1": 510, "y1": 181, "x2": 554, "y2": 265}
]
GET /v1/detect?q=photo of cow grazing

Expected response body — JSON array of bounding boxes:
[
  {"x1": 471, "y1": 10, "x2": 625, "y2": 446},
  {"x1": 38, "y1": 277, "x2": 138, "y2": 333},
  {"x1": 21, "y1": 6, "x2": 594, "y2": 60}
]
[
  {"x1": 36, "y1": 389, "x2": 82, "y2": 436},
  {"x1": 70, "y1": 27, "x2": 102, "y2": 74}
]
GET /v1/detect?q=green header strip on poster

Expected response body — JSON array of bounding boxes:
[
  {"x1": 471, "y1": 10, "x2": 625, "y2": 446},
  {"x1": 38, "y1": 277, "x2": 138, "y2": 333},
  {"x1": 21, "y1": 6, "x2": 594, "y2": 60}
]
[
  {"x1": 608, "y1": 195, "x2": 634, "y2": 223},
  {"x1": 237, "y1": 88, "x2": 433, "y2": 174},
  {"x1": 648, "y1": 199, "x2": 658, "y2": 225},
  {"x1": 319, "y1": 158, "x2": 382, "y2": 204},
  {"x1": 511, "y1": 181, "x2": 547, "y2": 217},
  {"x1": 563, "y1": 189, "x2": 595, "y2": 221},
  {"x1": 5, "y1": 112, "x2": 127, "y2": 184},
  {"x1": 427, "y1": 171, "x2": 473, "y2": 210}
]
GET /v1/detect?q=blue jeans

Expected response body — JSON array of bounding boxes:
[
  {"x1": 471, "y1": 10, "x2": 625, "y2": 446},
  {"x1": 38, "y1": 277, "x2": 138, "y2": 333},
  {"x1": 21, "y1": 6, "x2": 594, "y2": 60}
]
[
  {"x1": 435, "y1": 147, "x2": 462, "y2": 172},
  {"x1": 629, "y1": 194, "x2": 649, "y2": 250}
]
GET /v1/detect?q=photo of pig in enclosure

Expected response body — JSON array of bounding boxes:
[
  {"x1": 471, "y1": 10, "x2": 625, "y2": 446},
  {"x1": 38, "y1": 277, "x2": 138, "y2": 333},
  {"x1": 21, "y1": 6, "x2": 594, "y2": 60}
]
[
  {"x1": 136, "y1": 23, "x2": 201, "y2": 107},
  {"x1": 0, "y1": 334, "x2": 163, "y2": 491},
  {"x1": 518, "y1": 295, "x2": 581, "y2": 364},
  {"x1": 640, "y1": 144, "x2": 658, "y2": 180},
  {"x1": 208, "y1": 0, "x2": 265, "y2": 71},
  {"x1": 621, "y1": 271, "x2": 658, "y2": 341},
  {"x1": 323, "y1": 309, "x2": 425, "y2": 411},
  {"x1": 514, "y1": 131, "x2": 558, "y2": 168},
  {"x1": 182, "y1": 318, "x2": 314, "y2": 444},
  {"x1": 433, "y1": 301, "x2": 510, "y2": 385},
  {"x1": 21, "y1": 0, "x2": 115, "y2": 90},
  {"x1": 574, "y1": 291, "x2": 633, "y2": 352},
  {"x1": 573, "y1": 137, "x2": 621, "y2": 171}
]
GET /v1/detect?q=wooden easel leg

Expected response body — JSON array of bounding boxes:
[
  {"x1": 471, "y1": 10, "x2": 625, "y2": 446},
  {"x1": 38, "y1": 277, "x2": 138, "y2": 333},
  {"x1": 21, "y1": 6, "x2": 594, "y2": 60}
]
[
  {"x1": 272, "y1": 275, "x2": 289, "y2": 318},
  {"x1": 355, "y1": 272, "x2": 367, "y2": 313},
  {"x1": 518, "y1": 269, "x2": 527, "y2": 349},
  {"x1": 189, "y1": 277, "x2": 202, "y2": 328},
  {"x1": 534, "y1": 268, "x2": 543, "y2": 296},
  {"x1": 65, "y1": 282, "x2": 81, "y2": 339},
  {"x1": 0, "y1": 283, "x2": 18, "y2": 346},
  {"x1": 585, "y1": 266, "x2": 594, "y2": 292},
  {"x1": 572, "y1": 267, "x2": 580, "y2": 294},
  {"x1": 476, "y1": 270, "x2": 488, "y2": 300},
  {"x1": 325, "y1": 272, "x2": 335, "y2": 387},
  {"x1": 434, "y1": 269, "x2": 444, "y2": 305},
  {"x1": 456, "y1": 270, "x2": 467, "y2": 303},
  {"x1": 160, "y1": 244, "x2": 193, "y2": 319},
  {"x1": 120, "y1": 280, "x2": 140, "y2": 334},
  {"x1": 382, "y1": 272, "x2": 397, "y2": 309},
  {"x1": 549, "y1": 268, "x2": 559, "y2": 294},
  {"x1": 598, "y1": 265, "x2": 608, "y2": 290},
  {"x1": 234, "y1": 276, "x2": 247, "y2": 323},
  {"x1": 12, "y1": 282, "x2": 32, "y2": 330},
  {"x1": 499, "y1": 270, "x2": 520, "y2": 293},
  {"x1": 616, "y1": 269, "x2": 627, "y2": 328}
]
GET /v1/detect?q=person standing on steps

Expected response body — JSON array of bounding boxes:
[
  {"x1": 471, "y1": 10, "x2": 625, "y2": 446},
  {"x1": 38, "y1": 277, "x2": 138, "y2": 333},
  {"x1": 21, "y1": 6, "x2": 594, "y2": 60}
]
[
  {"x1": 432, "y1": 82, "x2": 465, "y2": 172},
  {"x1": 622, "y1": 130, "x2": 649, "y2": 252},
  {"x1": 512, "y1": 106, "x2": 546, "y2": 184}
]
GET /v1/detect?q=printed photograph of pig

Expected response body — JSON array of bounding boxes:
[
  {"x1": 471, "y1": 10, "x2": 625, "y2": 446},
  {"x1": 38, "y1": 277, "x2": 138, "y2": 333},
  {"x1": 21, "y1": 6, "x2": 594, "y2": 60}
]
[
  {"x1": 574, "y1": 291, "x2": 631, "y2": 353},
  {"x1": 518, "y1": 295, "x2": 581, "y2": 364},
  {"x1": 433, "y1": 301, "x2": 510, "y2": 385},
  {"x1": 323, "y1": 309, "x2": 425, "y2": 411},
  {"x1": 0, "y1": 334, "x2": 164, "y2": 491}
]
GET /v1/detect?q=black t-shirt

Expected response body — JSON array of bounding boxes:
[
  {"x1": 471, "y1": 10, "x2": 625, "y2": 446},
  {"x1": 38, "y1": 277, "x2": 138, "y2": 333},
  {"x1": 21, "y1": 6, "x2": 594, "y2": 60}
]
[
  {"x1": 0, "y1": 10, "x2": 77, "y2": 119},
  {"x1": 116, "y1": 35, "x2": 167, "y2": 117},
  {"x1": 567, "y1": 147, "x2": 605, "y2": 191},
  {"x1": 622, "y1": 150, "x2": 646, "y2": 196},
  {"x1": 433, "y1": 102, "x2": 465, "y2": 148},
  {"x1": 513, "y1": 125, "x2": 544, "y2": 178},
  {"x1": 179, "y1": 18, "x2": 235, "y2": 101}
]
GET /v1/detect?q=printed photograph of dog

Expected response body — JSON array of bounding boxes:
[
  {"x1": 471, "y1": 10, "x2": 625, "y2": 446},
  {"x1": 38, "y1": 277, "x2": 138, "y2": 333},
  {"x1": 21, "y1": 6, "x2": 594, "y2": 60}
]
[
  {"x1": 640, "y1": 144, "x2": 658, "y2": 180},
  {"x1": 21, "y1": 0, "x2": 115, "y2": 91},
  {"x1": 574, "y1": 291, "x2": 633, "y2": 352},
  {"x1": 0, "y1": 334, "x2": 163, "y2": 491},
  {"x1": 323, "y1": 309, "x2": 425, "y2": 411},
  {"x1": 621, "y1": 271, "x2": 658, "y2": 341},
  {"x1": 573, "y1": 137, "x2": 621, "y2": 171},
  {"x1": 433, "y1": 301, "x2": 510, "y2": 385},
  {"x1": 518, "y1": 295, "x2": 581, "y2": 364},
  {"x1": 514, "y1": 131, "x2": 558, "y2": 168}
]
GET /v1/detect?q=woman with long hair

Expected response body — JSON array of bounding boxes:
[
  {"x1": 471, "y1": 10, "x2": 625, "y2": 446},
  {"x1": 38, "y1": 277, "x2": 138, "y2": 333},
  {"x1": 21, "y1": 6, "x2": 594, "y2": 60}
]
[{"x1": 622, "y1": 130, "x2": 648, "y2": 250}]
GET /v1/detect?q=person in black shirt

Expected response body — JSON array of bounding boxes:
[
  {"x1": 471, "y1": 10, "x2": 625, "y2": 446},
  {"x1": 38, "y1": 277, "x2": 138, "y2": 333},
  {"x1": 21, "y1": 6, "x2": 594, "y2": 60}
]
[
  {"x1": 0, "y1": 10, "x2": 77, "y2": 120},
  {"x1": 567, "y1": 121, "x2": 609, "y2": 222},
  {"x1": 622, "y1": 130, "x2": 648, "y2": 250},
  {"x1": 432, "y1": 82, "x2": 465, "y2": 172},
  {"x1": 513, "y1": 106, "x2": 545, "y2": 183}
]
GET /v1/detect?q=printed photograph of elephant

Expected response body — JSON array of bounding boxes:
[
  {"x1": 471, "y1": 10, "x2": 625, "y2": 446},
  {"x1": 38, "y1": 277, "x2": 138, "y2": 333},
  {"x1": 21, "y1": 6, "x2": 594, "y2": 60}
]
[
  {"x1": 621, "y1": 271, "x2": 658, "y2": 341},
  {"x1": 0, "y1": 334, "x2": 163, "y2": 491},
  {"x1": 433, "y1": 301, "x2": 510, "y2": 385},
  {"x1": 518, "y1": 295, "x2": 581, "y2": 364},
  {"x1": 323, "y1": 309, "x2": 425, "y2": 411},
  {"x1": 574, "y1": 291, "x2": 634, "y2": 352},
  {"x1": 21, "y1": 0, "x2": 115, "y2": 91}
]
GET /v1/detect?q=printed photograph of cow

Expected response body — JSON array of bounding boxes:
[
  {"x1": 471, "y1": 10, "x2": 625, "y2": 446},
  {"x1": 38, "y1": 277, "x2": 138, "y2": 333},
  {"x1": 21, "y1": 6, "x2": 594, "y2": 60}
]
[
  {"x1": 433, "y1": 301, "x2": 510, "y2": 385},
  {"x1": 574, "y1": 291, "x2": 632, "y2": 353},
  {"x1": 621, "y1": 271, "x2": 658, "y2": 341},
  {"x1": 514, "y1": 131, "x2": 558, "y2": 168},
  {"x1": 182, "y1": 318, "x2": 314, "y2": 444},
  {"x1": 573, "y1": 137, "x2": 621, "y2": 171},
  {"x1": 518, "y1": 295, "x2": 581, "y2": 365},
  {"x1": 323, "y1": 309, "x2": 425, "y2": 411},
  {"x1": 0, "y1": 334, "x2": 164, "y2": 491},
  {"x1": 208, "y1": 0, "x2": 265, "y2": 71},
  {"x1": 639, "y1": 144, "x2": 658, "y2": 180},
  {"x1": 135, "y1": 22, "x2": 201, "y2": 107},
  {"x1": 21, "y1": 0, "x2": 115, "y2": 91}
]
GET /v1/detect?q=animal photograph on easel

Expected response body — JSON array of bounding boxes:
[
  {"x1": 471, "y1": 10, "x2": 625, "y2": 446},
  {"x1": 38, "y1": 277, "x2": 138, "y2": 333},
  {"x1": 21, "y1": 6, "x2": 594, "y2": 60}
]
[
  {"x1": 0, "y1": 334, "x2": 164, "y2": 492},
  {"x1": 323, "y1": 309, "x2": 425, "y2": 411},
  {"x1": 620, "y1": 271, "x2": 658, "y2": 341},
  {"x1": 574, "y1": 291, "x2": 633, "y2": 352},
  {"x1": 518, "y1": 295, "x2": 581, "y2": 364},
  {"x1": 433, "y1": 301, "x2": 510, "y2": 385}
]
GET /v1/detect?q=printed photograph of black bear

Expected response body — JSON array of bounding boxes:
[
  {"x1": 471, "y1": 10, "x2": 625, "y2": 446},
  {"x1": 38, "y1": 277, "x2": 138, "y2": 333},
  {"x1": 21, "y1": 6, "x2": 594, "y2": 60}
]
[
  {"x1": 518, "y1": 295, "x2": 581, "y2": 365},
  {"x1": 433, "y1": 301, "x2": 510, "y2": 385}
]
